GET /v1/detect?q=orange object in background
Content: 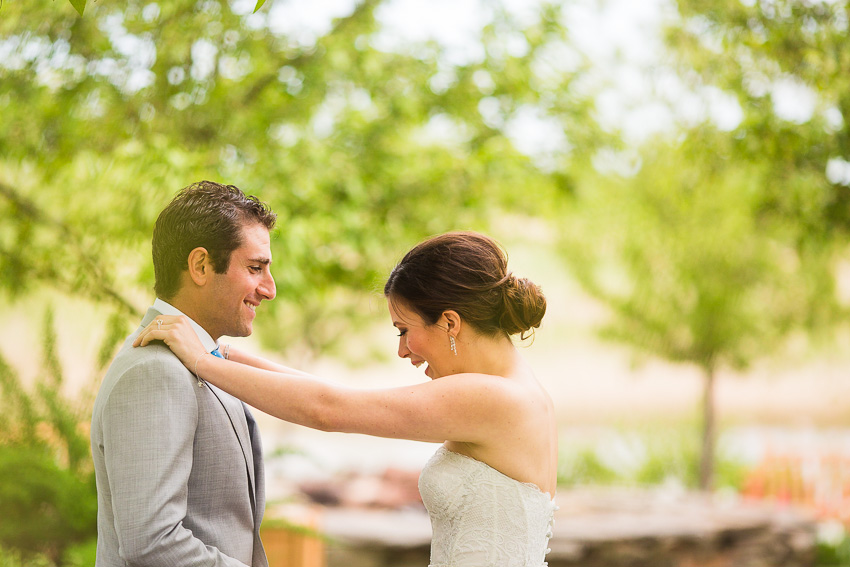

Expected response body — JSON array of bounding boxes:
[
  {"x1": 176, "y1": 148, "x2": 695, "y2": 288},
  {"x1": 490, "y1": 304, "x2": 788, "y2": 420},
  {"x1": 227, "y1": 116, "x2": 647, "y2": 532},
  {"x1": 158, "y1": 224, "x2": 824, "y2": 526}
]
[
  {"x1": 742, "y1": 450, "x2": 850, "y2": 526},
  {"x1": 262, "y1": 506, "x2": 326, "y2": 567}
]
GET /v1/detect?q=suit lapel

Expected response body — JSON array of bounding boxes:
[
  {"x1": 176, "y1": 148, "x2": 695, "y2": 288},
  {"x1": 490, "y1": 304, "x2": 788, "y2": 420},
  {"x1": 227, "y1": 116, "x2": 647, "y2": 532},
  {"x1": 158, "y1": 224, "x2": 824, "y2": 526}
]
[
  {"x1": 244, "y1": 405, "x2": 268, "y2": 567},
  {"x1": 140, "y1": 308, "x2": 160, "y2": 329},
  {"x1": 206, "y1": 383, "x2": 257, "y2": 511},
  {"x1": 140, "y1": 308, "x2": 258, "y2": 512}
]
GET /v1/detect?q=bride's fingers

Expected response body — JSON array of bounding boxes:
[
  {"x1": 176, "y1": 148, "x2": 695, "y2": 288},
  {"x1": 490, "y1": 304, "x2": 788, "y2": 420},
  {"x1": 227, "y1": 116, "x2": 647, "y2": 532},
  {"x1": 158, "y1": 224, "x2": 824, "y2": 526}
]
[
  {"x1": 134, "y1": 322, "x2": 153, "y2": 347},
  {"x1": 134, "y1": 315, "x2": 175, "y2": 345},
  {"x1": 134, "y1": 320, "x2": 169, "y2": 347},
  {"x1": 135, "y1": 328, "x2": 159, "y2": 347},
  {"x1": 132, "y1": 315, "x2": 188, "y2": 348}
]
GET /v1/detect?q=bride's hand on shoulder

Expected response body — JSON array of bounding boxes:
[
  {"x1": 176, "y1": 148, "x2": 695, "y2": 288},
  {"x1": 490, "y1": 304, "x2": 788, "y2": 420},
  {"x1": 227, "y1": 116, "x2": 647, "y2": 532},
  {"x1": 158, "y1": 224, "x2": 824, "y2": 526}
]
[{"x1": 133, "y1": 315, "x2": 206, "y2": 368}]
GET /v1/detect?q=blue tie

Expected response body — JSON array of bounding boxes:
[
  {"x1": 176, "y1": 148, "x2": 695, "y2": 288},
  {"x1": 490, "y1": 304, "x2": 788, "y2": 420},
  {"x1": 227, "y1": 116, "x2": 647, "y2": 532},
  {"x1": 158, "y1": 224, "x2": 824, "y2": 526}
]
[{"x1": 210, "y1": 347, "x2": 224, "y2": 359}]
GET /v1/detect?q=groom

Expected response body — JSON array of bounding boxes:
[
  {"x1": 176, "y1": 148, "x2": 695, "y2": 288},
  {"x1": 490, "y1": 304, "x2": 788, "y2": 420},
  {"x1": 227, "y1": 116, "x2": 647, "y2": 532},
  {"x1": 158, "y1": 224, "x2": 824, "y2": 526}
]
[{"x1": 91, "y1": 181, "x2": 277, "y2": 566}]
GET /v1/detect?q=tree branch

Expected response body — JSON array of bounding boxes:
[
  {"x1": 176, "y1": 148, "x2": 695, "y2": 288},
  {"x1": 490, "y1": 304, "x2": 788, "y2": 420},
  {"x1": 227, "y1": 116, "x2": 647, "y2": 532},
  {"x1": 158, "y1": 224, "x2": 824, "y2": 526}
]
[
  {"x1": 242, "y1": 0, "x2": 383, "y2": 105},
  {"x1": 0, "y1": 181, "x2": 143, "y2": 318}
]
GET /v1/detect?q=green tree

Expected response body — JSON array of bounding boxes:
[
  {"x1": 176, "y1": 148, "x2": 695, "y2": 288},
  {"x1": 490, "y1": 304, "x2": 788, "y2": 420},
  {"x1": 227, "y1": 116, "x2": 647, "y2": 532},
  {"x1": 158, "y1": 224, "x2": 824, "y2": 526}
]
[
  {"x1": 0, "y1": 0, "x2": 599, "y2": 357},
  {"x1": 560, "y1": 132, "x2": 832, "y2": 490},
  {"x1": 664, "y1": 0, "x2": 850, "y2": 253},
  {"x1": 555, "y1": 0, "x2": 849, "y2": 491}
]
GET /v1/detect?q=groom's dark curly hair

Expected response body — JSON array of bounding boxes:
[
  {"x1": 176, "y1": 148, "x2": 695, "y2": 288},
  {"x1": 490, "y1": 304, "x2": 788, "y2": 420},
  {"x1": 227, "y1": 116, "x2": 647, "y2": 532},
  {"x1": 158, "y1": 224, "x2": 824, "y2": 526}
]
[{"x1": 152, "y1": 180, "x2": 277, "y2": 300}]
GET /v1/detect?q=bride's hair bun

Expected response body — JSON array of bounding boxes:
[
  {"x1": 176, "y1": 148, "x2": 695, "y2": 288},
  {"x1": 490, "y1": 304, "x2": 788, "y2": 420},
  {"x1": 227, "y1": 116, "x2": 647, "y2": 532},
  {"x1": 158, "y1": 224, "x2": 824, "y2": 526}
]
[
  {"x1": 499, "y1": 274, "x2": 546, "y2": 339},
  {"x1": 384, "y1": 231, "x2": 546, "y2": 339}
]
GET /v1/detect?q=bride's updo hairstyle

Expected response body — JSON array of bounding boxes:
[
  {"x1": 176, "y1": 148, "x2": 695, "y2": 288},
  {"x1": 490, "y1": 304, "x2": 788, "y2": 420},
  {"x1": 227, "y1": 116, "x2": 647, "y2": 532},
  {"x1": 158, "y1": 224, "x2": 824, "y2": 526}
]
[{"x1": 384, "y1": 231, "x2": 546, "y2": 339}]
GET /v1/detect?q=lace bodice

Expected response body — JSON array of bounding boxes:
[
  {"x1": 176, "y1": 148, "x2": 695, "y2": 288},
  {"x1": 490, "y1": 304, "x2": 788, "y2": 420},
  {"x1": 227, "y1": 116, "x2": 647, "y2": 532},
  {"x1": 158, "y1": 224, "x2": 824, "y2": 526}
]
[{"x1": 419, "y1": 447, "x2": 557, "y2": 567}]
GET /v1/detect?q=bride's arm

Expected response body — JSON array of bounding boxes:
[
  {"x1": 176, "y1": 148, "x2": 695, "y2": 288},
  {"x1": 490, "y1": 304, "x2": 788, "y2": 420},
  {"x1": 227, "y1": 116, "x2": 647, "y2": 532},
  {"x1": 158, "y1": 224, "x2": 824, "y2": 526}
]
[
  {"x1": 226, "y1": 347, "x2": 311, "y2": 377},
  {"x1": 192, "y1": 353, "x2": 510, "y2": 443},
  {"x1": 135, "y1": 315, "x2": 515, "y2": 444}
]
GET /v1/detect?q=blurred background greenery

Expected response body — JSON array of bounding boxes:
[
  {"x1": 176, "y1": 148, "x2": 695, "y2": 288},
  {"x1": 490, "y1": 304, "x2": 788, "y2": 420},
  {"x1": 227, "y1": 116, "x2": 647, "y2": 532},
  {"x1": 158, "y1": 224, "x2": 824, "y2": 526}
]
[{"x1": 1, "y1": 0, "x2": 850, "y2": 564}]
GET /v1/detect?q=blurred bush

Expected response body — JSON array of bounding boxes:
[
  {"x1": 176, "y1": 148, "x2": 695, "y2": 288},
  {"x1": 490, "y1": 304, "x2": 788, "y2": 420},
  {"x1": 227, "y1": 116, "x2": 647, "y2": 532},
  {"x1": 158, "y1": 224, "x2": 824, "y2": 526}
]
[
  {"x1": 817, "y1": 521, "x2": 850, "y2": 567},
  {"x1": 0, "y1": 309, "x2": 98, "y2": 566},
  {"x1": 558, "y1": 424, "x2": 748, "y2": 491}
]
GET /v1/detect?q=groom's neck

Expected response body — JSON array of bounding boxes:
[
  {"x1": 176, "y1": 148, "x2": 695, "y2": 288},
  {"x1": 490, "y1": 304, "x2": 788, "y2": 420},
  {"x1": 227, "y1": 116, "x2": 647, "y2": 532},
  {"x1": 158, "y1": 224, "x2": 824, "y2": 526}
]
[{"x1": 161, "y1": 291, "x2": 220, "y2": 341}]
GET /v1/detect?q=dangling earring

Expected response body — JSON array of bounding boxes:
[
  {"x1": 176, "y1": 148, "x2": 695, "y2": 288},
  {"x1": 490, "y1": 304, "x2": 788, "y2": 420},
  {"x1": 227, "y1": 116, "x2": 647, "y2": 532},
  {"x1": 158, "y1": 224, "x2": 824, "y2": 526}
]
[{"x1": 450, "y1": 336, "x2": 458, "y2": 356}]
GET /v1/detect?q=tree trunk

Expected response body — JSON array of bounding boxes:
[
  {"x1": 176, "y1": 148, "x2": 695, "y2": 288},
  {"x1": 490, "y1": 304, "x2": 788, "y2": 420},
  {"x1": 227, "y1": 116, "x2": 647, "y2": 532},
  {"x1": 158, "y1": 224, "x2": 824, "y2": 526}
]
[{"x1": 699, "y1": 365, "x2": 716, "y2": 491}]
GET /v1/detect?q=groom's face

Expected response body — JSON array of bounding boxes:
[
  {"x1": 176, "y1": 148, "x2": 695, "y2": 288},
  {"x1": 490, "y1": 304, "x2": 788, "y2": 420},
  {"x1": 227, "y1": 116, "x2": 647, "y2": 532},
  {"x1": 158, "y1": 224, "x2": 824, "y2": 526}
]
[{"x1": 205, "y1": 222, "x2": 276, "y2": 339}]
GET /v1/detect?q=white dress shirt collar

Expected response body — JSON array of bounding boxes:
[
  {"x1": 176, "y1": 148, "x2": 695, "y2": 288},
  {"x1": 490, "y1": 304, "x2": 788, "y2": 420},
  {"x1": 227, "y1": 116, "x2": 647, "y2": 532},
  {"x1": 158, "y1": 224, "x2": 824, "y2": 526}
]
[{"x1": 152, "y1": 298, "x2": 218, "y2": 353}]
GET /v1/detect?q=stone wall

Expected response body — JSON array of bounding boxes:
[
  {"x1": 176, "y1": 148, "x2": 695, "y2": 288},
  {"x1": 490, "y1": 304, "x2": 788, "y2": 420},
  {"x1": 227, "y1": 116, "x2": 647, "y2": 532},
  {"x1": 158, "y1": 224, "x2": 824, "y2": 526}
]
[
  {"x1": 548, "y1": 489, "x2": 816, "y2": 567},
  {"x1": 317, "y1": 488, "x2": 817, "y2": 567}
]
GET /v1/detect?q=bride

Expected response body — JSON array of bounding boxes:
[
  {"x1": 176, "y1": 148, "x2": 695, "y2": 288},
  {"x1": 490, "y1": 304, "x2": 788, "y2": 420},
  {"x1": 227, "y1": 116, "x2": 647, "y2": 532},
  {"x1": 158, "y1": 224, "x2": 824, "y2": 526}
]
[{"x1": 136, "y1": 231, "x2": 558, "y2": 567}]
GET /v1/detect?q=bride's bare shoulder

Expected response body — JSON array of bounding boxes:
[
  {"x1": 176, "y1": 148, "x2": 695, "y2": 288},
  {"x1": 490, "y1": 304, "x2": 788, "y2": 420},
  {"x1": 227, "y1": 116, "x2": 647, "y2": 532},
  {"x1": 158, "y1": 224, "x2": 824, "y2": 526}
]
[{"x1": 438, "y1": 372, "x2": 542, "y2": 409}]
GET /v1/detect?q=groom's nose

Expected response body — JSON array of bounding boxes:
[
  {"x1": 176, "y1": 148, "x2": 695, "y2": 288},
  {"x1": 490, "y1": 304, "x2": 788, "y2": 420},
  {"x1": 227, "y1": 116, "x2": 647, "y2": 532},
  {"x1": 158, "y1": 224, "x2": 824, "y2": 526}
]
[{"x1": 258, "y1": 272, "x2": 276, "y2": 301}]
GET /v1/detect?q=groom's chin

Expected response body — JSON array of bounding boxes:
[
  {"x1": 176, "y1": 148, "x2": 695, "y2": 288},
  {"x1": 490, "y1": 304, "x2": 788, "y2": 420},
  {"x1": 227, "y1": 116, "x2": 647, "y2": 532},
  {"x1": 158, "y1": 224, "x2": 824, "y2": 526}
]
[{"x1": 230, "y1": 323, "x2": 253, "y2": 339}]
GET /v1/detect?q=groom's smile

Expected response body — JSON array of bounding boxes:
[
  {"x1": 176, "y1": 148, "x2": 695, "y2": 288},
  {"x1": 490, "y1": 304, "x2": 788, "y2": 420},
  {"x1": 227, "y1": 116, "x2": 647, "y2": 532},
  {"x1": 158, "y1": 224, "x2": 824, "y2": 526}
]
[{"x1": 206, "y1": 222, "x2": 276, "y2": 339}]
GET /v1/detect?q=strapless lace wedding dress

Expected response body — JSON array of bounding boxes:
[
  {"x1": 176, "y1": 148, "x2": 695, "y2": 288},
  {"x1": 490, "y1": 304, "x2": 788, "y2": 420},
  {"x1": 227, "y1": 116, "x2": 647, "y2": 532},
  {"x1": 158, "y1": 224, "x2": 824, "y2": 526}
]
[{"x1": 418, "y1": 447, "x2": 557, "y2": 567}]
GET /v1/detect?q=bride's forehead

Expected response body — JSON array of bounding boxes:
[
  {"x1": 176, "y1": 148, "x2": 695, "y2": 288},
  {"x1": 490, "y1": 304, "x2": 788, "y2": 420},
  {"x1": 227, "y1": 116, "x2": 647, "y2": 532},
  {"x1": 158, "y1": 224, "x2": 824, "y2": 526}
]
[{"x1": 387, "y1": 296, "x2": 423, "y2": 325}]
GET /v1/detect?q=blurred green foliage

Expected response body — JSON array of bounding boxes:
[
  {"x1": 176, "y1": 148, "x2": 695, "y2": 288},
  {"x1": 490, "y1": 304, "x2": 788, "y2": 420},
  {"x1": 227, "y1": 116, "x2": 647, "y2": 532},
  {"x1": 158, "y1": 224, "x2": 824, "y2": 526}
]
[
  {"x1": 555, "y1": 0, "x2": 850, "y2": 488},
  {"x1": 662, "y1": 0, "x2": 850, "y2": 319},
  {"x1": 558, "y1": 447, "x2": 622, "y2": 487},
  {"x1": 0, "y1": 548, "x2": 52, "y2": 567},
  {"x1": 0, "y1": 309, "x2": 97, "y2": 565},
  {"x1": 62, "y1": 0, "x2": 268, "y2": 16},
  {"x1": 632, "y1": 425, "x2": 748, "y2": 490},
  {"x1": 818, "y1": 532, "x2": 850, "y2": 567},
  {"x1": 0, "y1": 0, "x2": 600, "y2": 357},
  {"x1": 667, "y1": 0, "x2": 850, "y2": 242},
  {"x1": 558, "y1": 132, "x2": 835, "y2": 489},
  {"x1": 0, "y1": 542, "x2": 96, "y2": 567},
  {"x1": 563, "y1": 134, "x2": 827, "y2": 374},
  {"x1": 558, "y1": 424, "x2": 748, "y2": 491}
]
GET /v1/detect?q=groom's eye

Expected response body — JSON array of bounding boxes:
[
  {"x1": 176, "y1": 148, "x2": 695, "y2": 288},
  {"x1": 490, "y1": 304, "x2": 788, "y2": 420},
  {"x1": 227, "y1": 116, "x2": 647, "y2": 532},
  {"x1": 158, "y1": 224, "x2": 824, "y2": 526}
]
[{"x1": 249, "y1": 266, "x2": 261, "y2": 273}]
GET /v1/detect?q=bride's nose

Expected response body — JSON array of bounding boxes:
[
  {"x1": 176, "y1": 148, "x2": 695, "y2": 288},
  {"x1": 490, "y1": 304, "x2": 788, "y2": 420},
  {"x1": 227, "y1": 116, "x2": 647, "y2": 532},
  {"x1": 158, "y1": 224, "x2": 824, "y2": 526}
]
[{"x1": 398, "y1": 336, "x2": 410, "y2": 359}]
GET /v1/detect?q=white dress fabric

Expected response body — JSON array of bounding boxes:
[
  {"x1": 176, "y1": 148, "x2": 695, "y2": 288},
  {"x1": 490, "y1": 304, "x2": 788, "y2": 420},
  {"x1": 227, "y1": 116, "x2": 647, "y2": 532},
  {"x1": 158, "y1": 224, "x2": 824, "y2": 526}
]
[{"x1": 419, "y1": 446, "x2": 557, "y2": 567}]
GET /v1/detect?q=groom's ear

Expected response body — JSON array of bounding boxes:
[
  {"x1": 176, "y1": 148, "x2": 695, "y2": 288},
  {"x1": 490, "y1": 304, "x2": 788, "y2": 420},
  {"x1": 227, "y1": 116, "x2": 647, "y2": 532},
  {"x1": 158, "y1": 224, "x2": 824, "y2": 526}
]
[{"x1": 187, "y1": 247, "x2": 212, "y2": 286}]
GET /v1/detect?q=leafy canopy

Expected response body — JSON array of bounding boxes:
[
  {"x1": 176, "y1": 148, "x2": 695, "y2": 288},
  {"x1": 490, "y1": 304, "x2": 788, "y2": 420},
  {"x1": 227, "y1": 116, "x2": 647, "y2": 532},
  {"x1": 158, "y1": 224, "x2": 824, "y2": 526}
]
[{"x1": 0, "y1": 0, "x2": 600, "y2": 356}]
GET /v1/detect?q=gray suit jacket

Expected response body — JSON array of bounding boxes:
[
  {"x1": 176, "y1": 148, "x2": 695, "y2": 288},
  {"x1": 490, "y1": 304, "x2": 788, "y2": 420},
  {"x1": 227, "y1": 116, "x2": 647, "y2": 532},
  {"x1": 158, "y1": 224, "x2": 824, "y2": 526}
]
[{"x1": 91, "y1": 308, "x2": 268, "y2": 566}]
